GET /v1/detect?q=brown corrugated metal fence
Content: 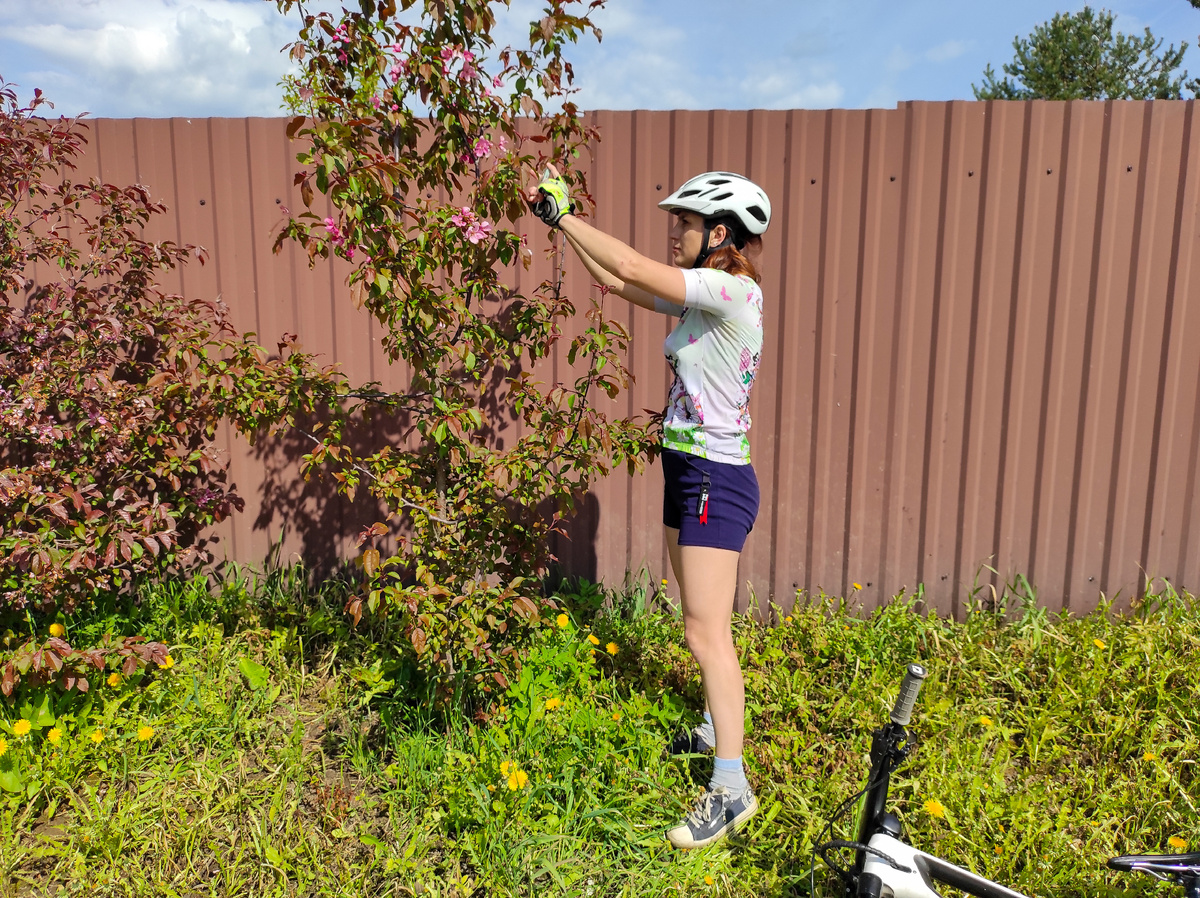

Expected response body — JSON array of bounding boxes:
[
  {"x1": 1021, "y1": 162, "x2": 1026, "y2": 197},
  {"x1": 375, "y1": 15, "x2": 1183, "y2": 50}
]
[{"x1": 53, "y1": 101, "x2": 1200, "y2": 616}]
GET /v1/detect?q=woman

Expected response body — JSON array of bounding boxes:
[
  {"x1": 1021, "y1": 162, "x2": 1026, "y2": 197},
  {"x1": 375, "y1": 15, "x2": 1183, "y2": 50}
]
[{"x1": 529, "y1": 167, "x2": 771, "y2": 849}]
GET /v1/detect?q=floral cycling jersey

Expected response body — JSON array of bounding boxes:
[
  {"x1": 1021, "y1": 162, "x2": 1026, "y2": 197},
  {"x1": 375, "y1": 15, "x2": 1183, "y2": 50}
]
[{"x1": 654, "y1": 268, "x2": 763, "y2": 465}]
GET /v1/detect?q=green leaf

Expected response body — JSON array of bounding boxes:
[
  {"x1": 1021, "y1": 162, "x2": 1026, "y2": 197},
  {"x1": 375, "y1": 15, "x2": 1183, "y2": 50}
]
[
  {"x1": 237, "y1": 656, "x2": 270, "y2": 691},
  {"x1": 0, "y1": 756, "x2": 23, "y2": 793}
]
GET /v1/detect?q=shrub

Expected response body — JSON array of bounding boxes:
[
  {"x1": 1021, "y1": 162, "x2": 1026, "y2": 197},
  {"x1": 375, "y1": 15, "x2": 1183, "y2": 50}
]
[{"x1": 0, "y1": 79, "x2": 339, "y2": 696}]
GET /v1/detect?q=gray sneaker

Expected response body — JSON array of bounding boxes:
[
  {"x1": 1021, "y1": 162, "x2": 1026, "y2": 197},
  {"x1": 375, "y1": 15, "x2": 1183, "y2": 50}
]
[
  {"x1": 668, "y1": 724, "x2": 715, "y2": 755},
  {"x1": 666, "y1": 785, "x2": 758, "y2": 849}
]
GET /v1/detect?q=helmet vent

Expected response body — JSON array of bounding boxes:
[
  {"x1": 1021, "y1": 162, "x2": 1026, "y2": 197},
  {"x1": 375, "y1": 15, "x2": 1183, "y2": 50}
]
[
  {"x1": 746, "y1": 204, "x2": 767, "y2": 223},
  {"x1": 709, "y1": 191, "x2": 733, "y2": 201},
  {"x1": 678, "y1": 189, "x2": 701, "y2": 198}
]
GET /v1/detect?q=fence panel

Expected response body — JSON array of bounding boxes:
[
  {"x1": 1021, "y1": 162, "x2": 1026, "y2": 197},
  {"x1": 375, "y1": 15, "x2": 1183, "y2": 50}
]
[{"x1": 44, "y1": 101, "x2": 1199, "y2": 613}]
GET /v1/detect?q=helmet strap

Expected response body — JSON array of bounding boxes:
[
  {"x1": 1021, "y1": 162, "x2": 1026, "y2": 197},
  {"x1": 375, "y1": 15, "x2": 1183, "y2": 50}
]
[{"x1": 692, "y1": 222, "x2": 733, "y2": 269}]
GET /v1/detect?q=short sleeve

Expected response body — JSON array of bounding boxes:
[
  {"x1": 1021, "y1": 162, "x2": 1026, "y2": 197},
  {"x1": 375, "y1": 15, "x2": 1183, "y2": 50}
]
[
  {"x1": 681, "y1": 269, "x2": 760, "y2": 318},
  {"x1": 654, "y1": 296, "x2": 684, "y2": 317}
]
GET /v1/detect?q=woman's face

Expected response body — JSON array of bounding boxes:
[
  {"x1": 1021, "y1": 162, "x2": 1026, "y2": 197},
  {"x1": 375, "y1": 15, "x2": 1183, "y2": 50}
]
[{"x1": 668, "y1": 210, "x2": 707, "y2": 267}]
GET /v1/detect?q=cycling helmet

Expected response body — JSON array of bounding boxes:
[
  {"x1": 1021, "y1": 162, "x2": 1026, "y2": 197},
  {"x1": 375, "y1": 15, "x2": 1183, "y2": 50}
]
[{"x1": 658, "y1": 171, "x2": 771, "y2": 236}]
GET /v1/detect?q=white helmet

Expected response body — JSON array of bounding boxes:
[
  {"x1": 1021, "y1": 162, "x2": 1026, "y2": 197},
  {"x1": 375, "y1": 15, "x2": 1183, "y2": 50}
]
[{"x1": 658, "y1": 171, "x2": 771, "y2": 237}]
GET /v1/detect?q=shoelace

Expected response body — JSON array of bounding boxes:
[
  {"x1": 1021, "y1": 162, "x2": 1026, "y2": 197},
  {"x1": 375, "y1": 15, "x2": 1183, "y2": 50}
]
[{"x1": 686, "y1": 789, "x2": 724, "y2": 826}]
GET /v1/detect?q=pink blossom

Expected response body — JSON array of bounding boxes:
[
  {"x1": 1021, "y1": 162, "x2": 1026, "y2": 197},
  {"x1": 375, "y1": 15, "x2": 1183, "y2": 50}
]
[
  {"x1": 370, "y1": 95, "x2": 382, "y2": 109},
  {"x1": 472, "y1": 137, "x2": 492, "y2": 159},
  {"x1": 465, "y1": 220, "x2": 493, "y2": 244},
  {"x1": 450, "y1": 207, "x2": 472, "y2": 228},
  {"x1": 495, "y1": 136, "x2": 508, "y2": 154}
]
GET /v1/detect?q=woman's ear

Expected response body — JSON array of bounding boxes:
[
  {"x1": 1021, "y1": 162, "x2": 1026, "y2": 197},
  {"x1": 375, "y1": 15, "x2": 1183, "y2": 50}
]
[{"x1": 707, "y1": 223, "x2": 728, "y2": 249}]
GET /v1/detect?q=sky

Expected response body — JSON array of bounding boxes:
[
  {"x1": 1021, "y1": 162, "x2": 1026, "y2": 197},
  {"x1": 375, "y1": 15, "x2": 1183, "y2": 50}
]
[{"x1": 0, "y1": 0, "x2": 1198, "y2": 118}]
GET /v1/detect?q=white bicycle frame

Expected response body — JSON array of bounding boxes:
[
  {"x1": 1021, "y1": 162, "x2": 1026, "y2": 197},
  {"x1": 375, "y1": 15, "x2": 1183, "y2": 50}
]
[{"x1": 862, "y1": 834, "x2": 1032, "y2": 898}]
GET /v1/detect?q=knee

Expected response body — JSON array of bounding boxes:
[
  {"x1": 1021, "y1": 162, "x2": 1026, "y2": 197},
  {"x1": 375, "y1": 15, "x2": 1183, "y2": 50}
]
[{"x1": 684, "y1": 621, "x2": 730, "y2": 665}]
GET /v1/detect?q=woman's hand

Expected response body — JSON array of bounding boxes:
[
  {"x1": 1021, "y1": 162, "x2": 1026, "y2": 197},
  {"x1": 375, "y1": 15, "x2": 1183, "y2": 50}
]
[{"x1": 525, "y1": 163, "x2": 573, "y2": 227}]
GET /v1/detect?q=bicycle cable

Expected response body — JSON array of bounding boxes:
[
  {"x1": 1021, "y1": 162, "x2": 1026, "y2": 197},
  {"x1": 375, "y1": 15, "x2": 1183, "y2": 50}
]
[{"x1": 809, "y1": 733, "x2": 920, "y2": 896}]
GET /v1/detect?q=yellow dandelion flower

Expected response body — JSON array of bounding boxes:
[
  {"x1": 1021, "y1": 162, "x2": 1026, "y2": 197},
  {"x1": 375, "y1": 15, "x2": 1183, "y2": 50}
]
[
  {"x1": 545, "y1": 697, "x2": 562, "y2": 711},
  {"x1": 979, "y1": 715, "x2": 994, "y2": 727},
  {"x1": 1144, "y1": 751, "x2": 1156, "y2": 761},
  {"x1": 785, "y1": 616, "x2": 793, "y2": 623},
  {"x1": 995, "y1": 845, "x2": 1003, "y2": 855},
  {"x1": 515, "y1": 769, "x2": 528, "y2": 788},
  {"x1": 500, "y1": 760, "x2": 511, "y2": 776},
  {"x1": 606, "y1": 642, "x2": 618, "y2": 656},
  {"x1": 1169, "y1": 836, "x2": 1188, "y2": 850},
  {"x1": 704, "y1": 876, "x2": 714, "y2": 885},
  {"x1": 90, "y1": 729, "x2": 104, "y2": 744},
  {"x1": 556, "y1": 613, "x2": 569, "y2": 628},
  {"x1": 661, "y1": 579, "x2": 669, "y2": 587},
  {"x1": 612, "y1": 711, "x2": 622, "y2": 721},
  {"x1": 853, "y1": 582, "x2": 863, "y2": 590},
  {"x1": 48, "y1": 623, "x2": 65, "y2": 637},
  {"x1": 1093, "y1": 638, "x2": 1107, "y2": 650},
  {"x1": 107, "y1": 672, "x2": 121, "y2": 688},
  {"x1": 507, "y1": 769, "x2": 529, "y2": 790},
  {"x1": 13, "y1": 719, "x2": 31, "y2": 737},
  {"x1": 47, "y1": 727, "x2": 61, "y2": 745},
  {"x1": 0, "y1": 738, "x2": 7, "y2": 757},
  {"x1": 137, "y1": 726, "x2": 154, "y2": 742},
  {"x1": 161, "y1": 654, "x2": 175, "y2": 669},
  {"x1": 587, "y1": 634, "x2": 600, "y2": 646},
  {"x1": 924, "y1": 799, "x2": 946, "y2": 818},
  {"x1": 487, "y1": 784, "x2": 495, "y2": 792}
]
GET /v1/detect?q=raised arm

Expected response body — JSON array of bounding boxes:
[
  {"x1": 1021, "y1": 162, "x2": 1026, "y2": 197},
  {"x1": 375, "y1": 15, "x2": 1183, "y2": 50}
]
[
  {"x1": 560, "y1": 228, "x2": 662, "y2": 312},
  {"x1": 526, "y1": 164, "x2": 687, "y2": 309},
  {"x1": 558, "y1": 214, "x2": 686, "y2": 307}
]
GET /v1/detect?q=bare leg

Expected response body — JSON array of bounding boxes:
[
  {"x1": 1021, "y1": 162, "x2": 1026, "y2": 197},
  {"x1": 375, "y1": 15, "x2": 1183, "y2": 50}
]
[{"x1": 666, "y1": 526, "x2": 744, "y2": 759}]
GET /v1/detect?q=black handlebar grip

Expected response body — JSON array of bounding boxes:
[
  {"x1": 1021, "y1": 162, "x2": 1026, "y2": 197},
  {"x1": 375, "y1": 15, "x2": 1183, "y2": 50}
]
[{"x1": 890, "y1": 662, "x2": 928, "y2": 726}]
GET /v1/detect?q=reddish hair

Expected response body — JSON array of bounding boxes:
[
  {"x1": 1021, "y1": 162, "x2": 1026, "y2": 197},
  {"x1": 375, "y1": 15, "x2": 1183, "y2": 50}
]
[{"x1": 702, "y1": 234, "x2": 762, "y2": 283}]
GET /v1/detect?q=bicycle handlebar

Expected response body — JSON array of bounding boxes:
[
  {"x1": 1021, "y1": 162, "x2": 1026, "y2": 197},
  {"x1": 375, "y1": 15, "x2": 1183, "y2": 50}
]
[{"x1": 889, "y1": 663, "x2": 927, "y2": 726}]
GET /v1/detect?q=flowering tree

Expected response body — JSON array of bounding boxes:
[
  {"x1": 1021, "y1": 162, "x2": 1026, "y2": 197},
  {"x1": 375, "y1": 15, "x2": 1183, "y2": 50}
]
[
  {"x1": 0, "y1": 81, "x2": 338, "y2": 696},
  {"x1": 274, "y1": 0, "x2": 653, "y2": 697}
]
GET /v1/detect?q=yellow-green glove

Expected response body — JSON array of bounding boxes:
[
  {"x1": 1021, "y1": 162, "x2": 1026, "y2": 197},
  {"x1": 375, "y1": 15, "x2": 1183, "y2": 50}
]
[{"x1": 533, "y1": 173, "x2": 573, "y2": 227}]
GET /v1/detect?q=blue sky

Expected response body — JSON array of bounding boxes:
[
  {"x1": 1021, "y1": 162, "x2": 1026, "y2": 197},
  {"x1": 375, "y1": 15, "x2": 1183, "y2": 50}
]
[{"x1": 1, "y1": 0, "x2": 1197, "y2": 117}]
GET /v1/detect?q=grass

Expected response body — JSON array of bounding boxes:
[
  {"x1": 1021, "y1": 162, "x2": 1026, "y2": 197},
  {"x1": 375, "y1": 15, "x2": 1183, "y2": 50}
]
[{"x1": 0, "y1": 570, "x2": 1197, "y2": 897}]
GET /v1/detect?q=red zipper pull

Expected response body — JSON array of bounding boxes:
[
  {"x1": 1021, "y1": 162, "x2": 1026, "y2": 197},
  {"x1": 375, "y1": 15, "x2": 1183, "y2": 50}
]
[{"x1": 698, "y1": 485, "x2": 709, "y2": 524}]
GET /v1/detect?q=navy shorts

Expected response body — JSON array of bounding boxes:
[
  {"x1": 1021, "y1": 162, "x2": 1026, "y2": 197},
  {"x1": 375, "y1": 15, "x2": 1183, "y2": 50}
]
[{"x1": 661, "y1": 449, "x2": 760, "y2": 552}]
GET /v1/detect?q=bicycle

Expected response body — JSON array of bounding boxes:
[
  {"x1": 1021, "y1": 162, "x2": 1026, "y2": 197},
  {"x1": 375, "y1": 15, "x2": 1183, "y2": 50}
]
[{"x1": 812, "y1": 662, "x2": 1200, "y2": 898}]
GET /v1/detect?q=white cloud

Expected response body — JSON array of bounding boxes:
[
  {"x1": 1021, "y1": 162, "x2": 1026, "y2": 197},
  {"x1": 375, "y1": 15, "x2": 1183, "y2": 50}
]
[
  {"x1": 741, "y1": 68, "x2": 844, "y2": 109},
  {"x1": 925, "y1": 39, "x2": 969, "y2": 63},
  {"x1": 0, "y1": 0, "x2": 308, "y2": 116}
]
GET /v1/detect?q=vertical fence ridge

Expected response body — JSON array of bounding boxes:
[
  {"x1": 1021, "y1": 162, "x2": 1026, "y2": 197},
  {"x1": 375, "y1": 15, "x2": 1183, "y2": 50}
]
[
  {"x1": 1101, "y1": 104, "x2": 1155, "y2": 592},
  {"x1": 1141, "y1": 101, "x2": 1193, "y2": 586}
]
